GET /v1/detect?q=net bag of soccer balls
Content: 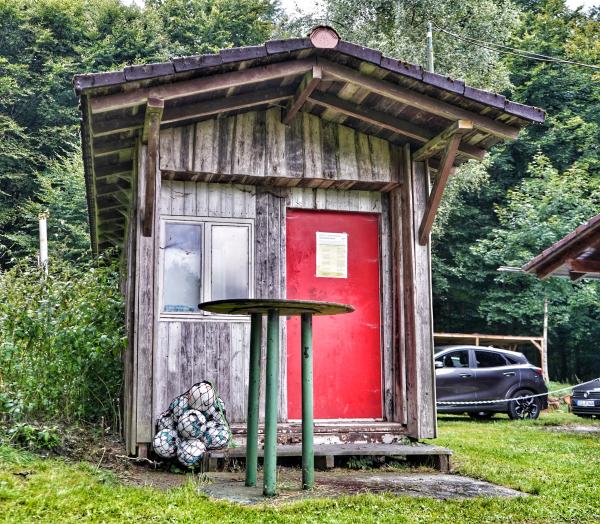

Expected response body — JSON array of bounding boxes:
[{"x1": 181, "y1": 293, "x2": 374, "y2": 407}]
[{"x1": 152, "y1": 380, "x2": 231, "y2": 467}]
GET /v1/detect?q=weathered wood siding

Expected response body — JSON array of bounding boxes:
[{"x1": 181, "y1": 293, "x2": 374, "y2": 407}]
[
  {"x1": 159, "y1": 108, "x2": 398, "y2": 188},
  {"x1": 151, "y1": 181, "x2": 394, "y2": 428}
]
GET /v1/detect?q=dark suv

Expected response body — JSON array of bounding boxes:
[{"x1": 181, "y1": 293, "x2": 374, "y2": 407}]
[
  {"x1": 435, "y1": 345, "x2": 548, "y2": 420},
  {"x1": 571, "y1": 379, "x2": 600, "y2": 418}
]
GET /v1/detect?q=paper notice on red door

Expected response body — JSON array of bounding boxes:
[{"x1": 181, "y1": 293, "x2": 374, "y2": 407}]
[{"x1": 316, "y1": 232, "x2": 348, "y2": 278}]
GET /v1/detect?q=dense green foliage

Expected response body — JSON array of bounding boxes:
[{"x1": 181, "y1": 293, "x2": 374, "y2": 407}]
[
  {"x1": 302, "y1": 0, "x2": 600, "y2": 381},
  {"x1": 1, "y1": 412, "x2": 599, "y2": 522},
  {"x1": 0, "y1": 0, "x2": 280, "y2": 265},
  {"x1": 0, "y1": 258, "x2": 125, "y2": 427}
]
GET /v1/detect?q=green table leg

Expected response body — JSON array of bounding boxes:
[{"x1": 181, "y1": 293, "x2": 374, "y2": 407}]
[
  {"x1": 301, "y1": 313, "x2": 314, "y2": 490},
  {"x1": 245, "y1": 313, "x2": 262, "y2": 487},
  {"x1": 263, "y1": 310, "x2": 280, "y2": 496}
]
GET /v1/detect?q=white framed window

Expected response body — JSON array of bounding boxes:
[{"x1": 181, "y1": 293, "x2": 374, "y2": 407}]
[{"x1": 159, "y1": 216, "x2": 254, "y2": 318}]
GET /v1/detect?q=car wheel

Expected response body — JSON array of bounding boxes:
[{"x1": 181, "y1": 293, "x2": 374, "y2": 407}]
[
  {"x1": 508, "y1": 389, "x2": 541, "y2": 420},
  {"x1": 468, "y1": 411, "x2": 495, "y2": 421}
]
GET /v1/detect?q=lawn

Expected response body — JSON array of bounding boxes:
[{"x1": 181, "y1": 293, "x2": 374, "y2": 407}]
[{"x1": 1, "y1": 411, "x2": 599, "y2": 523}]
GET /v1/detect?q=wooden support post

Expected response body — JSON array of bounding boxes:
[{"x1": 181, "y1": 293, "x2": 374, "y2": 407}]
[
  {"x1": 542, "y1": 298, "x2": 549, "y2": 382},
  {"x1": 283, "y1": 66, "x2": 322, "y2": 125},
  {"x1": 142, "y1": 97, "x2": 164, "y2": 237},
  {"x1": 418, "y1": 134, "x2": 462, "y2": 245}
]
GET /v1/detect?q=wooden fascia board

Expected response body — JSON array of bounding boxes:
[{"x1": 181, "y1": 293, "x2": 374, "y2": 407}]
[
  {"x1": 283, "y1": 65, "x2": 322, "y2": 124},
  {"x1": 142, "y1": 97, "x2": 163, "y2": 236},
  {"x1": 318, "y1": 59, "x2": 520, "y2": 140},
  {"x1": 535, "y1": 237, "x2": 599, "y2": 279},
  {"x1": 90, "y1": 58, "x2": 315, "y2": 114},
  {"x1": 413, "y1": 120, "x2": 474, "y2": 162},
  {"x1": 418, "y1": 135, "x2": 462, "y2": 245},
  {"x1": 308, "y1": 90, "x2": 485, "y2": 161}
]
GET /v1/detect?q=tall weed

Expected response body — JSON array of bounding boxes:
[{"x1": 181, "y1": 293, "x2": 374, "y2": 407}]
[{"x1": 0, "y1": 257, "x2": 125, "y2": 429}]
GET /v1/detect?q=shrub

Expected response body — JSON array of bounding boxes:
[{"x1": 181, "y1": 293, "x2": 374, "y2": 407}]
[{"x1": 0, "y1": 256, "x2": 125, "y2": 429}]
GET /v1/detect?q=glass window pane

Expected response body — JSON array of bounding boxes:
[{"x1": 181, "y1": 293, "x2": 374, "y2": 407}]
[
  {"x1": 163, "y1": 223, "x2": 201, "y2": 313},
  {"x1": 442, "y1": 351, "x2": 470, "y2": 368},
  {"x1": 211, "y1": 225, "x2": 249, "y2": 301},
  {"x1": 475, "y1": 351, "x2": 507, "y2": 368}
]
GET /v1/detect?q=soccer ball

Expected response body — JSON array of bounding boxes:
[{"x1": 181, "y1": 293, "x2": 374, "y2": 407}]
[
  {"x1": 153, "y1": 429, "x2": 178, "y2": 459},
  {"x1": 189, "y1": 382, "x2": 216, "y2": 411},
  {"x1": 202, "y1": 397, "x2": 227, "y2": 425},
  {"x1": 177, "y1": 409, "x2": 207, "y2": 439},
  {"x1": 155, "y1": 409, "x2": 175, "y2": 431},
  {"x1": 177, "y1": 438, "x2": 206, "y2": 467},
  {"x1": 203, "y1": 422, "x2": 230, "y2": 450},
  {"x1": 169, "y1": 394, "x2": 190, "y2": 422}
]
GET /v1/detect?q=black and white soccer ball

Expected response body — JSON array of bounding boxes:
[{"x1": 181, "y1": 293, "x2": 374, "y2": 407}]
[
  {"x1": 189, "y1": 382, "x2": 216, "y2": 411},
  {"x1": 152, "y1": 429, "x2": 178, "y2": 459},
  {"x1": 169, "y1": 394, "x2": 190, "y2": 422},
  {"x1": 203, "y1": 421, "x2": 230, "y2": 450},
  {"x1": 155, "y1": 409, "x2": 175, "y2": 432},
  {"x1": 177, "y1": 438, "x2": 206, "y2": 467},
  {"x1": 177, "y1": 409, "x2": 207, "y2": 439}
]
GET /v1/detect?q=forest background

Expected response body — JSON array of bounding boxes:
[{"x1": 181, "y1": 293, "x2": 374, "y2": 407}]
[{"x1": 0, "y1": 0, "x2": 598, "y2": 427}]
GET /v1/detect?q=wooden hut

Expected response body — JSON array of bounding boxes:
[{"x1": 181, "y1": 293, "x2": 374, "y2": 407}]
[{"x1": 75, "y1": 26, "x2": 545, "y2": 458}]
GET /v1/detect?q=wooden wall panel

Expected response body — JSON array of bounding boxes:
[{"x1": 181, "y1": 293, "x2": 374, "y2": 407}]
[{"x1": 160, "y1": 108, "x2": 397, "y2": 186}]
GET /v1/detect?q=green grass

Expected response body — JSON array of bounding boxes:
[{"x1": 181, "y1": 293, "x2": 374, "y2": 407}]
[{"x1": 1, "y1": 412, "x2": 600, "y2": 523}]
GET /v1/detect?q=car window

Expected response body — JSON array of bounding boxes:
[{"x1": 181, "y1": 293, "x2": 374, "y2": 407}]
[
  {"x1": 475, "y1": 351, "x2": 508, "y2": 368},
  {"x1": 436, "y1": 350, "x2": 470, "y2": 368}
]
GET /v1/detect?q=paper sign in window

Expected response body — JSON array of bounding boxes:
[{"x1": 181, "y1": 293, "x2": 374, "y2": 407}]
[{"x1": 316, "y1": 232, "x2": 348, "y2": 278}]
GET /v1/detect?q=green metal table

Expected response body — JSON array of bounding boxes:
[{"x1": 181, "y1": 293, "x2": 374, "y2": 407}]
[{"x1": 198, "y1": 299, "x2": 353, "y2": 496}]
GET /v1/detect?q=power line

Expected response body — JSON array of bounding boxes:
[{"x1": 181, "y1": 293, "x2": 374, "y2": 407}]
[{"x1": 432, "y1": 23, "x2": 600, "y2": 71}]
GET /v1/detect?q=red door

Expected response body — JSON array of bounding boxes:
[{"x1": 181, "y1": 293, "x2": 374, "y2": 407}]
[{"x1": 286, "y1": 209, "x2": 382, "y2": 420}]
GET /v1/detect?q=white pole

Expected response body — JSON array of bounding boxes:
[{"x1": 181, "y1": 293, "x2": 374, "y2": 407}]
[
  {"x1": 542, "y1": 296, "x2": 549, "y2": 382},
  {"x1": 39, "y1": 213, "x2": 48, "y2": 275},
  {"x1": 426, "y1": 21, "x2": 435, "y2": 73}
]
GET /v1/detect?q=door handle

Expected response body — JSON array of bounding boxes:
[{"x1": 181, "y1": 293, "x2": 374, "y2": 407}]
[
  {"x1": 503, "y1": 372, "x2": 516, "y2": 376},
  {"x1": 459, "y1": 373, "x2": 472, "y2": 378}
]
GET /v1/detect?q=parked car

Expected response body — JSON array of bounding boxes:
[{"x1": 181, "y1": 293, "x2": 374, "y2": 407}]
[
  {"x1": 434, "y1": 345, "x2": 548, "y2": 420},
  {"x1": 571, "y1": 379, "x2": 600, "y2": 418}
]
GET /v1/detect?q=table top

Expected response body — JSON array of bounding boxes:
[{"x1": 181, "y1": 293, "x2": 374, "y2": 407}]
[{"x1": 198, "y1": 298, "x2": 354, "y2": 316}]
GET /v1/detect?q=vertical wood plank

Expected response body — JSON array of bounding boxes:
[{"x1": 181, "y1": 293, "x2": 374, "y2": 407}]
[
  {"x1": 170, "y1": 180, "x2": 185, "y2": 215},
  {"x1": 160, "y1": 180, "x2": 172, "y2": 215},
  {"x1": 217, "y1": 116, "x2": 236, "y2": 175},
  {"x1": 337, "y1": 126, "x2": 359, "y2": 180},
  {"x1": 355, "y1": 132, "x2": 373, "y2": 181},
  {"x1": 302, "y1": 112, "x2": 322, "y2": 180},
  {"x1": 153, "y1": 321, "x2": 169, "y2": 422},
  {"x1": 183, "y1": 181, "x2": 196, "y2": 216},
  {"x1": 380, "y1": 194, "x2": 394, "y2": 422},
  {"x1": 266, "y1": 108, "x2": 287, "y2": 178},
  {"x1": 285, "y1": 111, "x2": 304, "y2": 178},
  {"x1": 229, "y1": 323, "x2": 246, "y2": 422},
  {"x1": 167, "y1": 322, "x2": 182, "y2": 405},
  {"x1": 180, "y1": 322, "x2": 194, "y2": 393},
  {"x1": 192, "y1": 322, "x2": 206, "y2": 386},
  {"x1": 320, "y1": 120, "x2": 339, "y2": 180},
  {"x1": 196, "y1": 182, "x2": 209, "y2": 216},
  {"x1": 193, "y1": 120, "x2": 218, "y2": 174}
]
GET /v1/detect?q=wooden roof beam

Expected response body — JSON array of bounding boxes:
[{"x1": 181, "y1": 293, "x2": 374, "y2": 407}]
[
  {"x1": 92, "y1": 87, "x2": 295, "y2": 137},
  {"x1": 308, "y1": 90, "x2": 485, "y2": 161},
  {"x1": 143, "y1": 97, "x2": 163, "y2": 236},
  {"x1": 90, "y1": 59, "x2": 315, "y2": 114},
  {"x1": 283, "y1": 66, "x2": 322, "y2": 125},
  {"x1": 569, "y1": 258, "x2": 600, "y2": 275},
  {"x1": 318, "y1": 59, "x2": 520, "y2": 140},
  {"x1": 413, "y1": 120, "x2": 474, "y2": 162},
  {"x1": 418, "y1": 134, "x2": 462, "y2": 245},
  {"x1": 536, "y1": 238, "x2": 598, "y2": 279}
]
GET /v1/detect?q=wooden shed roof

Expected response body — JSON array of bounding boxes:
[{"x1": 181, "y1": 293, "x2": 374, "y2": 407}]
[
  {"x1": 522, "y1": 213, "x2": 600, "y2": 281},
  {"x1": 75, "y1": 26, "x2": 545, "y2": 253}
]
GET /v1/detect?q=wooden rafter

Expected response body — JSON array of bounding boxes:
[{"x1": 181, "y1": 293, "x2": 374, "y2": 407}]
[
  {"x1": 308, "y1": 90, "x2": 485, "y2": 161},
  {"x1": 90, "y1": 59, "x2": 315, "y2": 114},
  {"x1": 318, "y1": 59, "x2": 519, "y2": 140},
  {"x1": 418, "y1": 133, "x2": 462, "y2": 245},
  {"x1": 413, "y1": 120, "x2": 474, "y2": 162},
  {"x1": 142, "y1": 97, "x2": 163, "y2": 237},
  {"x1": 283, "y1": 66, "x2": 322, "y2": 124},
  {"x1": 569, "y1": 258, "x2": 600, "y2": 275}
]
